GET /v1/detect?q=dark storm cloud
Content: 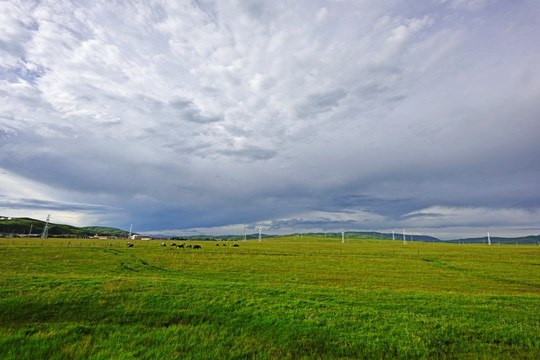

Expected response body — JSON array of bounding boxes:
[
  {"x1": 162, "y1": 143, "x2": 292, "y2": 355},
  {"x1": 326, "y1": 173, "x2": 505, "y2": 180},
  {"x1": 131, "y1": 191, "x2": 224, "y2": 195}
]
[
  {"x1": 0, "y1": 197, "x2": 108, "y2": 212},
  {"x1": 295, "y1": 88, "x2": 348, "y2": 118},
  {"x1": 221, "y1": 145, "x2": 277, "y2": 162},
  {"x1": 169, "y1": 98, "x2": 223, "y2": 124}
]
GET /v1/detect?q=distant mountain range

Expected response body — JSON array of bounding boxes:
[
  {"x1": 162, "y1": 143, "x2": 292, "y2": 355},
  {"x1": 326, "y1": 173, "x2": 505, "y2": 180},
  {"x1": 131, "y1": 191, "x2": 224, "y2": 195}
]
[
  {"x1": 306, "y1": 232, "x2": 540, "y2": 245},
  {"x1": 1, "y1": 216, "x2": 539, "y2": 244},
  {"x1": 298, "y1": 231, "x2": 441, "y2": 242},
  {"x1": 444, "y1": 235, "x2": 540, "y2": 245},
  {"x1": 175, "y1": 231, "x2": 540, "y2": 245}
]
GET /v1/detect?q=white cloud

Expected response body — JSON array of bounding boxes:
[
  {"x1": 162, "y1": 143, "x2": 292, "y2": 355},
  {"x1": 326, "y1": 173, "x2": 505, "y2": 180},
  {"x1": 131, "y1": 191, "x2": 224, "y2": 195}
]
[
  {"x1": 439, "y1": 0, "x2": 491, "y2": 11},
  {"x1": 0, "y1": 0, "x2": 539, "y2": 238},
  {"x1": 316, "y1": 7, "x2": 328, "y2": 23},
  {"x1": 383, "y1": 16, "x2": 434, "y2": 60}
]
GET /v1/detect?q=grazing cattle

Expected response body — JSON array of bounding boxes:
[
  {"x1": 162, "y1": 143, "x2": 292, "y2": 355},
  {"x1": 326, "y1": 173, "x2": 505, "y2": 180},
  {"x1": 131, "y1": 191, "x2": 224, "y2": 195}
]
[
  {"x1": 127, "y1": 242, "x2": 134, "y2": 247},
  {"x1": 160, "y1": 243, "x2": 167, "y2": 247},
  {"x1": 216, "y1": 243, "x2": 220, "y2": 246},
  {"x1": 186, "y1": 244, "x2": 192, "y2": 248},
  {"x1": 177, "y1": 243, "x2": 185, "y2": 248},
  {"x1": 232, "y1": 244, "x2": 239, "y2": 247},
  {"x1": 193, "y1": 245, "x2": 201, "y2": 249},
  {"x1": 222, "y1": 244, "x2": 226, "y2": 246},
  {"x1": 170, "y1": 243, "x2": 177, "y2": 247}
]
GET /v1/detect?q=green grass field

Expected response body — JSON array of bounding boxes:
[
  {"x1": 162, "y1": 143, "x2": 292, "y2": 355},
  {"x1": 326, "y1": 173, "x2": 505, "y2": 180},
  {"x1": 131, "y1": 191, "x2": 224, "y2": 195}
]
[{"x1": 0, "y1": 237, "x2": 538, "y2": 359}]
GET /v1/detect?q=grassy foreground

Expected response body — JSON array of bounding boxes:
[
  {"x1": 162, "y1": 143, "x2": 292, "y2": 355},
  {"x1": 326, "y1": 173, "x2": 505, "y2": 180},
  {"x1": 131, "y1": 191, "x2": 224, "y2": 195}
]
[{"x1": 0, "y1": 237, "x2": 538, "y2": 359}]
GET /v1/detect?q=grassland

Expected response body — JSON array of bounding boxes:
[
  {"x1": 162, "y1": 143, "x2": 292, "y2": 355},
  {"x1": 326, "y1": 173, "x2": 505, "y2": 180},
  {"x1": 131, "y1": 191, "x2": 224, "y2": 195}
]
[{"x1": 0, "y1": 237, "x2": 538, "y2": 359}]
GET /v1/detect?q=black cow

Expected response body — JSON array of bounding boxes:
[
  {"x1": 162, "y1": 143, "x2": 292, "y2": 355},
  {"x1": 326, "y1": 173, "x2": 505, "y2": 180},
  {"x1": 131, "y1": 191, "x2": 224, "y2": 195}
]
[
  {"x1": 232, "y1": 244, "x2": 239, "y2": 247},
  {"x1": 160, "y1": 243, "x2": 167, "y2": 247},
  {"x1": 127, "y1": 242, "x2": 134, "y2": 247},
  {"x1": 177, "y1": 243, "x2": 185, "y2": 248},
  {"x1": 186, "y1": 244, "x2": 192, "y2": 248},
  {"x1": 193, "y1": 245, "x2": 201, "y2": 249}
]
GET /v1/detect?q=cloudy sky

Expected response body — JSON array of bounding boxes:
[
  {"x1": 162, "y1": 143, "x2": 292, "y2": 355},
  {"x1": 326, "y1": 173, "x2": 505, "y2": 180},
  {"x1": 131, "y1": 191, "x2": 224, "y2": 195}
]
[{"x1": 1, "y1": 0, "x2": 539, "y2": 239}]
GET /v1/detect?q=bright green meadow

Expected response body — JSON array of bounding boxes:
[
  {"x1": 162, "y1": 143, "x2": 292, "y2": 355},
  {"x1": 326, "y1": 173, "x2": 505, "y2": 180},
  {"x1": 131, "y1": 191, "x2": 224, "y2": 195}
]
[{"x1": 0, "y1": 237, "x2": 538, "y2": 359}]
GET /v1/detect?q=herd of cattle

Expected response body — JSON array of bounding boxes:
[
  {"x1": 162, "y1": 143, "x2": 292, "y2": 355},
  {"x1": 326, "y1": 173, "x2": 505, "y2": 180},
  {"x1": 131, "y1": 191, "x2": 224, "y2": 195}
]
[
  {"x1": 126, "y1": 241, "x2": 240, "y2": 249},
  {"x1": 161, "y1": 242, "x2": 202, "y2": 249}
]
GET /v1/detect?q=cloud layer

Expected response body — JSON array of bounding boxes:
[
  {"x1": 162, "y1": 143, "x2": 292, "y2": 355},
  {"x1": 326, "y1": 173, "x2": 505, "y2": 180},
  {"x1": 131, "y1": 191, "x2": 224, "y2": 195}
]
[{"x1": 1, "y1": 0, "x2": 539, "y2": 239}]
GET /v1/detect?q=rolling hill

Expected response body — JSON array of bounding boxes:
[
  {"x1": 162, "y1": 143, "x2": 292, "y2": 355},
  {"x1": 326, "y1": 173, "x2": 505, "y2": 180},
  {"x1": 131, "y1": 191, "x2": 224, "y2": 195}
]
[
  {"x1": 0, "y1": 216, "x2": 131, "y2": 237},
  {"x1": 446, "y1": 235, "x2": 540, "y2": 245}
]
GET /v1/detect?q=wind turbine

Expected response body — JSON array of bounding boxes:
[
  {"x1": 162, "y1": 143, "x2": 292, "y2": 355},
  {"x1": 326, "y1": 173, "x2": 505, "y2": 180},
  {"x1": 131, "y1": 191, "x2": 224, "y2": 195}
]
[{"x1": 41, "y1": 214, "x2": 50, "y2": 239}]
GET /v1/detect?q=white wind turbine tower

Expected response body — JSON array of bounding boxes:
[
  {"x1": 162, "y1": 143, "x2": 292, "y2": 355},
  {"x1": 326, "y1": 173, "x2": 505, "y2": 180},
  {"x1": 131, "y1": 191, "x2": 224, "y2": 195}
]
[
  {"x1": 487, "y1": 232, "x2": 491, "y2": 245},
  {"x1": 392, "y1": 231, "x2": 395, "y2": 241},
  {"x1": 341, "y1": 231, "x2": 345, "y2": 244},
  {"x1": 402, "y1": 229, "x2": 407, "y2": 245},
  {"x1": 41, "y1": 214, "x2": 50, "y2": 239},
  {"x1": 259, "y1": 227, "x2": 262, "y2": 242}
]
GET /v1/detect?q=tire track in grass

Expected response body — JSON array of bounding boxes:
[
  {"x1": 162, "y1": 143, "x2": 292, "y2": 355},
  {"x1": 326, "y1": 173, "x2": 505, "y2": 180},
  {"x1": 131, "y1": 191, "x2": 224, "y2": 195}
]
[{"x1": 100, "y1": 248, "x2": 167, "y2": 274}]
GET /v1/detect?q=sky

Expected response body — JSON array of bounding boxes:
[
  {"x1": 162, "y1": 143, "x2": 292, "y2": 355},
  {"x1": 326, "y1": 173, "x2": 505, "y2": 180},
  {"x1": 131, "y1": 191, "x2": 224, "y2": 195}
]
[{"x1": 1, "y1": 0, "x2": 539, "y2": 239}]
